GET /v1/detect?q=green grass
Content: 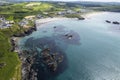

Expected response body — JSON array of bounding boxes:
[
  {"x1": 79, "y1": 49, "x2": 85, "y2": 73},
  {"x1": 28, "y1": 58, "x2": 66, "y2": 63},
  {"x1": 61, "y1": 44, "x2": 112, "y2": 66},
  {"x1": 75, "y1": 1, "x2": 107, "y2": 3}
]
[
  {"x1": 32, "y1": 3, "x2": 53, "y2": 11},
  {"x1": 0, "y1": 27, "x2": 21, "y2": 80},
  {"x1": 65, "y1": 14, "x2": 82, "y2": 18},
  {"x1": 91, "y1": 5, "x2": 120, "y2": 12},
  {"x1": 0, "y1": 2, "x2": 53, "y2": 21}
]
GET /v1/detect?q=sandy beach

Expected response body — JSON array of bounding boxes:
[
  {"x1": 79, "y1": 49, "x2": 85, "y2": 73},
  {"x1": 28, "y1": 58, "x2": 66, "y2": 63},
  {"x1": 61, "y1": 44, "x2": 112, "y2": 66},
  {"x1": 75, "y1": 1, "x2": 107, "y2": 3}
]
[
  {"x1": 35, "y1": 12, "x2": 105, "y2": 26},
  {"x1": 81, "y1": 11, "x2": 105, "y2": 18},
  {"x1": 35, "y1": 17, "x2": 68, "y2": 27}
]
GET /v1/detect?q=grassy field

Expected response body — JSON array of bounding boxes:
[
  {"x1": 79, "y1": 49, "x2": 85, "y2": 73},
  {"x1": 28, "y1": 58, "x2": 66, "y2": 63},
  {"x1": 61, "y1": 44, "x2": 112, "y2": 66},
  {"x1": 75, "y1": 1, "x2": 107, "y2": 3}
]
[
  {"x1": 0, "y1": 27, "x2": 21, "y2": 80},
  {"x1": 65, "y1": 14, "x2": 83, "y2": 18},
  {"x1": 0, "y1": 2, "x2": 53, "y2": 20},
  {"x1": 0, "y1": 2, "x2": 55, "y2": 80}
]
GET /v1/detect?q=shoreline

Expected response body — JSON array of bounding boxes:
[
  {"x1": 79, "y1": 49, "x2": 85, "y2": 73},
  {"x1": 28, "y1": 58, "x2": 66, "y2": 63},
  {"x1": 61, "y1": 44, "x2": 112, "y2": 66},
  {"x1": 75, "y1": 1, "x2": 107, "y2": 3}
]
[
  {"x1": 13, "y1": 11, "x2": 120, "y2": 55},
  {"x1": 12, "y1": 17, "x2": 69, "y2": 52},
  {"x1": 12, "y1": 17, "x2": 78, "y2": 79},
  {"x1": 13, "y1": 11, "x2": 105, "y2": 59},
  {"x1": 81, "y1": 11, "x2": 105, "y2": 18},
  {"x1": 13, "y1": 11, "x2": 107, "y2": 79},
  {"x1": 35, "y1": 17, "x2": 69, "y2": 27}
]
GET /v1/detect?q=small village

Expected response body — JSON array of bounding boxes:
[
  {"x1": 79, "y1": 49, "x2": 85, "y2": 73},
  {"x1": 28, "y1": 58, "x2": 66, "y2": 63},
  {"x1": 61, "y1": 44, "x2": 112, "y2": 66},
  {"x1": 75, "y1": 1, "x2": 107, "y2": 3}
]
[
  {"x1": 0, "y1": 8, "x2": 84, "y2": 29},
  {"x1": 0, "y1": 16, "x2": 14, "y2": 29}
]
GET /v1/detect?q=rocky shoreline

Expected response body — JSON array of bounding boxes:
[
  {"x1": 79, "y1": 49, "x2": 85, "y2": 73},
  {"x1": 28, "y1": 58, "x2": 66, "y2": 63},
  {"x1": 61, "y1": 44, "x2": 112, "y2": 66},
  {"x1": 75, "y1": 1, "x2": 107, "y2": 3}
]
[
  {"x1": 10, "y1": 23, "x2": 37, "y2": 80},
  {"x1": 17, "y1": 48, "x2": 65, "y2": 80},
  {"x1": 19, "y1": 50, "x2": 37, "y2": 80},
  {"x1": 10, "y1": 23, "x2": 37, "y2": 51},
  {"x1": 10, "y1": 18, "x2": 67, "y2": 80},
  {"x1": 13, "y1": 24, "x2": 37, "y2": 37},
  {"x1": 10, "y1": 17, "x2": 82, "y2": 80}
]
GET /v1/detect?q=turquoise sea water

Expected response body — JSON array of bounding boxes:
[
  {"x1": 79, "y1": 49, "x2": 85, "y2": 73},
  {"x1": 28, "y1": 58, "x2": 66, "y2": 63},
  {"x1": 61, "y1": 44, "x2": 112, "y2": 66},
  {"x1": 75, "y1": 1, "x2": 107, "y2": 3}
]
[{"x1": 19, "y1": 12, "x2": 120, "y2": 80}]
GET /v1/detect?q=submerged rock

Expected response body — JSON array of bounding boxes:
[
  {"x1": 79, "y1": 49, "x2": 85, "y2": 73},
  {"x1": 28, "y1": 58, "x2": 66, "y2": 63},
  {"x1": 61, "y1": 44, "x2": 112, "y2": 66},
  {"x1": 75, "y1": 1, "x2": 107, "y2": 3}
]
[
  {"x1": 53, "y1": 26, "x2": 57, "y2": 29},
  {"x1": 64, "y1": 34, "x2": 73, "y2": 40},
  {"x1": 21, "y1": 36, "x2": 68, "y2": 80},
  {"x1": 53, "y1": 25, "x2": 80, "y2": 45},
  {"x1": 53, "y1": 30, "x2": 80, "y2": 45},
  {"x1": 40, "y1": 48, "x2": 64, "y2": 72},
  {"x1": 53, "y1": 25, "x2": 66, "y2": 33},
  {"x1": 19, "y1": 24, "x2": 80, "y2": 80}
]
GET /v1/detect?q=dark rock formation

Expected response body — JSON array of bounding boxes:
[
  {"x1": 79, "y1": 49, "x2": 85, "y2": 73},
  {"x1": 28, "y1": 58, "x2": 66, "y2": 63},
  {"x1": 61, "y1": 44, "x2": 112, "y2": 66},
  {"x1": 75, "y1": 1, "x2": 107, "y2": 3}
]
[
  {"x1": 10, "y1": 23, "x2": 37, "y2": 79},
  {"x1": 19, "y1": 48, "x2": 67, "y2": 80},
  {"x1": 64, "y1": 34, "x2": 73, "y2": 39},
  {"x1": 40, "y1": 48, "x2": 64, "y2": 72},
  {"x1": 13, "y1": 25, "x2": 37, "y2": 37},
  {"x1": 19, "y1": 50, "x2": 37, "y2": 80},
  {"x1": 53, "y1": 28, "x2": 80, "y2": 45},
  {"x1": 17, "y1": 24, "x2": 80, "y2": 80},
  {"x1": 20, "y1": 36, "x2": 69, "y2": 80},
  {"x1": 13, "y1": 32, "x2": 26, "y2": 37},
  {"x1": 78, "y1": 17, "x2": 85, "y2": 20},
  {"x1": 65, "y1": 34, "x2": 68, "y2": 36},
  {"x1": 105, "y1": 20, "x2": 120, "y2": 25},
  {"x1": 10, "y1": 37, "x2": 17, "y2": 52},
  {"x1": 53, "y1": 26, "x2": 57, "y2": 29},
  {"x1": 112, "y1": 21, "x2": 120, "y2": 25},
  {"x1": 106, "y1": 20, "x2": 111, "y2": 23}
]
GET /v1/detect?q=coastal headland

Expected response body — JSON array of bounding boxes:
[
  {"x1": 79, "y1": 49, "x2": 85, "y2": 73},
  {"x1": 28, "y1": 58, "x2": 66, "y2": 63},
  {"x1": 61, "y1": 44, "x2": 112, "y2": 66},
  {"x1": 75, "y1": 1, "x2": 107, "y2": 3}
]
[{"x1": 0, "y1": 1, "x2": 120, "y2": 80}]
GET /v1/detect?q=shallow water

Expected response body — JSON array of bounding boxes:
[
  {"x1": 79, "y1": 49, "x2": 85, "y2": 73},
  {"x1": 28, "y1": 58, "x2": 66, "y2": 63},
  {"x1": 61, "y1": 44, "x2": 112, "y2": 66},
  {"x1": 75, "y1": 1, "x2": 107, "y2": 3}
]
[{"x1": 19, "y1": 12, "x2": 120, "y2": 80}]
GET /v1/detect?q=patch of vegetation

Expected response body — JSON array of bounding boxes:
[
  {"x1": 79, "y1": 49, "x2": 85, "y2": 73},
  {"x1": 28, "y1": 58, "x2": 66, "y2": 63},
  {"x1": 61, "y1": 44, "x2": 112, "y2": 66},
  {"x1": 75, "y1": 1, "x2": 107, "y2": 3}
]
[
  {"x1": 0, "y1": 2, "x2": 53, "y2": 21},
  {"x1": 0, "y1": 27, "x2": 21, "y2": 80},
  {"x1": 0, "y1": 2, "x2": 60, "y2": 80},
  {"x1": 65, "y1": 14, "x2": 82, "y2": 18},
  {"x1": 93, "y1": 5, "x2": 120, "y2": 12}
]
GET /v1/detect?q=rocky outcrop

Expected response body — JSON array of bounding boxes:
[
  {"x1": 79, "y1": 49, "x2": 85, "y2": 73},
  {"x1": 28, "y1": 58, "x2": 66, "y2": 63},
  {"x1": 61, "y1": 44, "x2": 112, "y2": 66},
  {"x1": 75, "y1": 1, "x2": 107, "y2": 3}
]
[
  {"x1": 105, "y1": 20, "x2": 120, "y2": 25},
  {"x1": 65, "y1": 34, "x2": 73, "y2": 39},
  {"x1": 10, "y1": 38, "x2": 16, "y2": 52},
  {"x1": 40, "y1": 48, "x2": 64, "y2": 72},
  {"x1": 11, "y1": 19, "x2": 79, "y2": 80},
  {"x1": 10, "y1": 23, "x2": 37, "y2": 80},
  {"x1": 18, "y1": 50, "x2": 37, "y2": 80},
  {"x1": 106, "y1": 20, "x2": 111, "y2": 23},
  {"x1": 18, "y1": 47, "x2": 64, "y2": 80},
  {"x1": 112, "y1": 21, "x2": 120, "y2": 25},
  {"x1": 13, "y1": 24, "x2": 36, "y2": 37},
  {"x1": 78, "y1": 17, "x2": 85, "y2": 20},
  {"x1": 13, "y1": 32, "x2": 26, "y2": 37}
]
